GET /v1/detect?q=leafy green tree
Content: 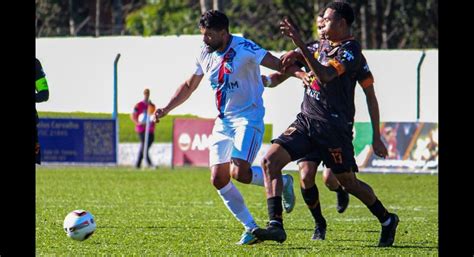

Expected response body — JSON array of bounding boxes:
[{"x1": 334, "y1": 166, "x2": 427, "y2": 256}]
[
  {"x1": 125, "y1": 0, "x2": 201, "y2": 36},
  {"x1": 36, "y1": 0, "x2": 438, "y2": 50}
]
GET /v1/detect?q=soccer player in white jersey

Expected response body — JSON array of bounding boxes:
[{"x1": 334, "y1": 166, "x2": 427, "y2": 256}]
[{"x1": 154, "y1": 10, "x2": 306, "y2": 245}]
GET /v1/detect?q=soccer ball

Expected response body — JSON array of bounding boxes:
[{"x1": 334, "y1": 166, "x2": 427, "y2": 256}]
[
  {"x1": 63, "y1": 210, "x2": 96, "y2": 241},
  {"x1": 138, "y1": 113, "x2": 153, "y2": 124}
]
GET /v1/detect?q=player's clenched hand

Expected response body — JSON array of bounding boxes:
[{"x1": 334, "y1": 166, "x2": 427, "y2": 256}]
[
  {"x1": 280, "y1": 50, "x2": 300, "y2": 71},
  {"x1": 154, "y1": 108, "x2": 168, "y2": 123},
  {"x1": 372, "y1": 138, "x2": 388, "y2": 158},
  {"x1": 302, "y1": 72, "x2": 313, "y2": 86}
]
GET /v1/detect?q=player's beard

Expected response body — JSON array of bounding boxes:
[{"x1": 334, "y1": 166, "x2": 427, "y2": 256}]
[{"x1": 205, "y1": 40, "x2": 224, "y2": 53}]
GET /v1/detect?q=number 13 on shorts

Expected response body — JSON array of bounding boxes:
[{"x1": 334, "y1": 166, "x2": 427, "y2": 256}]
[{"x1": 329, "y1": 147, "x2": 343, "y2": 164}]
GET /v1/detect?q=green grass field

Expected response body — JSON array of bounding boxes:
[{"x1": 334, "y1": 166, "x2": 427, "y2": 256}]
[
  {"x1": 38, "y1": 112, "x2": 273, "y2": 143},
  {"x1": 36, "y1": 166, "x2": 438, "y2": 256}
]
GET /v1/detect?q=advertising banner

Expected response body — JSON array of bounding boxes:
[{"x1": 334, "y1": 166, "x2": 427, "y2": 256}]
[
  {"x1": 172, "y1": 118, "x2": 215, "y2": 167},
  {"x1": 354, "y1": 122, "x2": 438, "y2": 173},
  {"x1": 37, "y1": 118, "x2": 117, "y2": 163}
]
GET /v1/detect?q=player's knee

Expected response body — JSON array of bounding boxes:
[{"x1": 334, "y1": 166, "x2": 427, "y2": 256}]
[
  {"x1": 322, "y1": 176, "x2": 331, "y2": 188},
  {"x1": 210, "y1": 173, "x2": 228, "y2": 189},
  {"x1": 261, "y1": 156, "x2": 279, "y2": 178},
  {"x1": 230, "y1": 167, "x2": 250, "y2": 184},
  {"x1": 322, "y1": 169, "x2": 330, "y2": 182},
  {"x1": 299, "y1": 170, "x2": 315, "y2": 188},
  {"x1": 298, "y1": 163, "x2": 315, "y2": 186},
  {"x1": 229, "y1": 167, "x2": 238, "y2": 179},
  {"x1": 229, "y1": 159, "x2": 252, "y2": 184},
  {"x1": 322, "y1": 169, "x2": 338, "y2": 189},
  {"x1": 338, "y1": 178, "x2": 358, "y2": 193}
]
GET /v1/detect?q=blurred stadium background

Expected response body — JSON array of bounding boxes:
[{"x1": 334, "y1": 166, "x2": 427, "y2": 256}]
[{"x1": 36, "y1": 43, "x2": 437, "y2": 172}]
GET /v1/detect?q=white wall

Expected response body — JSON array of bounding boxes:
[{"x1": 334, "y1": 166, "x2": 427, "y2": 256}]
[
  {"x1": 36, "y1": 36, "x2": 438, "y2": 134},
  {"x1": 355, "y1": 50, "x2": 422, "y2": 122},
  {"x1": 419, "y1": 50, "x2": 438, "y2": 122}
]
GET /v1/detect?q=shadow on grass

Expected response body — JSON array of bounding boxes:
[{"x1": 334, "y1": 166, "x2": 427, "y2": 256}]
[
  {"x1": 98, "y1": 225, "x2": 235, "y2": 230},
  {"x1": 288, "y1": 227, "x2": 379, "y2": 234},
  {"x1": 365, "y1": 244, "x2": 438, "y2": 250}
]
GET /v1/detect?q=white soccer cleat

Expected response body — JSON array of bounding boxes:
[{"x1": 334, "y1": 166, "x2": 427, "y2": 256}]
[{"x1": 236, "y1": 230, "x2": 261, "y2": 245}]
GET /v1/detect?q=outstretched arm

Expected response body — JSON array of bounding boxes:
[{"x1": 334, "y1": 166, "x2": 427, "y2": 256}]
[
  {"x1": 260, "y1": 52, "x2": 307, "y2": 87},
  {"x1": 363, "y1": 85, "x2": 388, "y2": 158},
  {"x1": 154, "y1": 73, "x2": 204, "y2": 122},
  {"x1": 280, "y1": 18, "x2": 338, "y2": 83},
  {"x1": 262, "y1": 66, "x2": 309, "y2": 88},
  {"x1": 260, "y1": 52, "x2": 282, "y2": 72}
]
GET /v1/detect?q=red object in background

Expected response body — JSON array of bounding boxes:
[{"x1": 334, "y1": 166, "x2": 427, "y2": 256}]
[{"x1": 172, "y1": 118, "x2": 215, "y2": 167}]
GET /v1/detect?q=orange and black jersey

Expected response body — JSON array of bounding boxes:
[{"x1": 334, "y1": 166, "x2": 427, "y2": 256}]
[
  {"x1": 349, "y1": 54, "x2": 374, "y2": 122},
  {"x1": 298, "y1": 38, "x2": 370, "y2": 126},
  {"x1": 294, "y1": 40, "x2": 328, "y2": 68}
]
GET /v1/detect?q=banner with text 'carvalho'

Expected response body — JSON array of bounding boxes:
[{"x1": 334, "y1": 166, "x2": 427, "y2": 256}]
[{"x1": 37, "y1": 118, "x2": 117, "y2": 164}]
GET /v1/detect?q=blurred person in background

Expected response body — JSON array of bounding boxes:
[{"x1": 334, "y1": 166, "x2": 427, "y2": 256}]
[
  {"x1": 131, "y1": 88, "x2": 156, "y2": 169},
  {"x1": 35, "y1": 58, "x2": 50, "y2": 164}
]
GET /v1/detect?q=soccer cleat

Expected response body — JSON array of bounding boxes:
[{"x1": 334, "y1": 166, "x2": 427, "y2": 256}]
[
  {"x1": 282, "y1": 174, "x2": 296, "y2": 213},
  {"x1": 311, "y1": 223, "x2": 327, "y2": 240},
  {"x1": 378, "y1": 213, "x2": 399, "y2": 247},
  {"x1": 336, "y1": 190, "x2": 349, "y2": 213},
  {"x1": 236, "y1": 230, "x2": 261, "y2": 245},
  {"x1": 251, "y1": 221, "x2": 287, "y2": 243}
]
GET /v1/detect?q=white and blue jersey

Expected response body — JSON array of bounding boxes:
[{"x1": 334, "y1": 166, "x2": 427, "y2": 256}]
[
  {"x1": 194, "y1": 35, "x2": 268, "y2": 128},
  {"x1": 193, "y1": 35, "x2": 268, "y2": 166}
]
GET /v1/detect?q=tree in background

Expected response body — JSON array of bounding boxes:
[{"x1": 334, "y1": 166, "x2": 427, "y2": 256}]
[
  {"x1": 36, "y1": 0, "x2": 147, "y2": 37},
  {"x1": 126, "y1": 0, "x2": 201, "y2": 36},
  {"x1": 35, "y1": 0, "x2": 438, "y2": 50}
]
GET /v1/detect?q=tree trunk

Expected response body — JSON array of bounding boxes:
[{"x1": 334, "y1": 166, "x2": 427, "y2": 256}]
[
  {"x1": 381, "y1": 0, "x2": 393, "y2": 49},
  {"x1": 75, "y1": 16, "x2": 91, "y2": 35},
  {"x1": 213, "y1": 0, "x2": 225, "y2": 11},
  {"x1": 360, "y1": 4, "x2": 367, "y2": 49},
  {"x1": 68, "y1": 0, "x2": 75, "y2": 36},
  {"x1": 112, "y1": 0, "x2": 123, "y2": 35},
  {"x1": 200, "y1": 0, "x2": 211, "y2": 14},
  {"x1": 95, "y1": 0, "x2": 100, "y2": 37}
]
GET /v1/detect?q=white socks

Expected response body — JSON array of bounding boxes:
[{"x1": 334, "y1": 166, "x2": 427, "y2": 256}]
[
  {"x1": 250, "y1": 166, "x2": 265, "y2": 186},
  {"x1": 250, "y1": 166, "x2": 288, "y2": 187},
  {"x1": 217, "y1": 181, "x2": 258, "y2": 232}
]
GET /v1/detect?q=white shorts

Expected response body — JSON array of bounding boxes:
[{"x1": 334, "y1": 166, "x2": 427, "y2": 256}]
[{"x1": 209, "y1": 120, "x2": 264, "y2": 167}]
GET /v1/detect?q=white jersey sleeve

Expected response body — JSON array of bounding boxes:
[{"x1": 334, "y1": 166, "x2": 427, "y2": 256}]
[
  {"x1": 193, "y1": 46, "x2": 205, "y2": 76},
  {"x1": 242, "y1": 38, "x2": 268, "y2": 65}
]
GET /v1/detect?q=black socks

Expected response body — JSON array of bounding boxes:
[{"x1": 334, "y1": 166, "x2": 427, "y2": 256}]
[
  {"x1": 301, "y1": 185, "x2": 326, "y2": 226},
  {"x1": 368, "y1": 198, "x2": 390, "y2": 223},
  {"x1": 267, "y1": 196, "x2": 283, "y2": 225}
]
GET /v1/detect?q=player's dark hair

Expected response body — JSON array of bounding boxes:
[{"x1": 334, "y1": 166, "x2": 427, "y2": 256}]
[
  {"x1": 199, "y1": 10, "x2": 229, "y2": 32},
  {"x1": 318, "y1": 8, "x2": 326, "y2": 18},
  {"x1": 325, "y1": 2, "x2": 354, "y2": 26}
]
